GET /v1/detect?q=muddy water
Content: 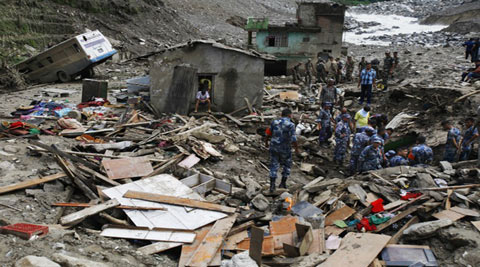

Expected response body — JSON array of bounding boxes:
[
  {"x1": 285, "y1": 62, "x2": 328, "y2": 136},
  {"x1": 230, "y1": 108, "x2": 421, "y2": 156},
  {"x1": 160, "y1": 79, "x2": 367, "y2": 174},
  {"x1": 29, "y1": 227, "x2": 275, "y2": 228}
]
[{"x1": 344, "y1": 12, "x2": 447, "y2": 45}]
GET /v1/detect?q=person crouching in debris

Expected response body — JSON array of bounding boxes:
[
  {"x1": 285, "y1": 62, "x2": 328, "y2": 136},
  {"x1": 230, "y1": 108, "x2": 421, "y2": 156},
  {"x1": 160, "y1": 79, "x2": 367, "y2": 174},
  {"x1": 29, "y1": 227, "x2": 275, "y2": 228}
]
[
  {"x1": 292, "y1": 62, "x2": 303, "y2": 84},
  {"x1": 358, "y1": 136, "x2": 384, "y2": 173},
  {"x1": 265, "y1": 109, "x2": 299, "y2": 192},
  {"x1": 389, "y1": 147, "x2": 409, "y2": 167},
  {"x1": 194, "y1": 82, "x2": 211, "y2": 113},
  {"x1": 408, "y1": 135, "x2": 433, "y2": 166},
  {"x1": 350, "y1": 126, "x2": 375, "y2": 175},
  {"x1": 459, "y1": 117, "x2": 479, "y2": 161},
  {"x1": 441, "y1": 120, "x2": 461, "y2": 162},
  {"x1": 316, "y1": 102, "x2": 334, "y2": 146},
  {"x1": 334, "y1": 114, "x2": 351, "y2": 165},
  {"x1": 461, "y1": 60, "x2": 480, "y2": 83}
]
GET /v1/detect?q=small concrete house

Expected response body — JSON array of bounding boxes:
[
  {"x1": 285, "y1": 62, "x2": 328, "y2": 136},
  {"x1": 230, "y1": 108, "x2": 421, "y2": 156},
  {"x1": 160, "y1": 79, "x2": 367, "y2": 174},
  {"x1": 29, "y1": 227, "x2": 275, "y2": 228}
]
[
  {"x1": 247, "y1": 1, "x2": 347, "y2": 74},
  {"x1": 149, "y1": 40, "x2": 273, "y2": 114}
]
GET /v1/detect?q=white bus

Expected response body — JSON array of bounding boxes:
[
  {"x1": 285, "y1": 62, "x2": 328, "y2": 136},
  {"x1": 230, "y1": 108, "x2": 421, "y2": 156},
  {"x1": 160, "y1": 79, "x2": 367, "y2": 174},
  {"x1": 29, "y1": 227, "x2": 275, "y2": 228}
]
[{"x1": 15, "y1": 30, "x2": 117, "y2": 83}]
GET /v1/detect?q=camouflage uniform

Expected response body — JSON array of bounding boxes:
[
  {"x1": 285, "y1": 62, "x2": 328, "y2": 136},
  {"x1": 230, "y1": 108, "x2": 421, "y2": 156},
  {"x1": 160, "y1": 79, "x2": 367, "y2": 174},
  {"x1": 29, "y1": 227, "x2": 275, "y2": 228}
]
[
  {"x1": 316, "y1": 61, "x2": 327, "y2": 83},
  {"x1": 389, "y1": 155, "x2": 408, "y2": 167},
  {"x1": 460, "y1": 126, "x2": 479, "y2": 161},
  {"x1": 383, "y1": 56, "x2": 395, "y2": 90},
  {"x1": 358, "y1": 60, "x2": 367, "y2": 76},
  {"x1": 316, "y1": 108, "x2": 332, "y2": 144},
  {"x1": 269, "y1": 117, "x2": 297, "y2": 180},
  {"x1": 305, "y1": 61, "x2": 314, "y2": 86},
  {"x1": 358, "y1": 144, "x2": 383, "y2": 172},
  {"x1": 334, "y1": 120, "x2": 351, "y2": 162},
  {"x1": 349, "y1": 132, "x2": 370, "y2": 174},
  {"x1": 443, "y1": 127, "x2": 461, "y2": 162},
  {"x1": 410, "y1": 144, "x2": 433, "y2": 166},
  {"x1": 346, "y1": 59, "x2": 355, "y2": 81}
]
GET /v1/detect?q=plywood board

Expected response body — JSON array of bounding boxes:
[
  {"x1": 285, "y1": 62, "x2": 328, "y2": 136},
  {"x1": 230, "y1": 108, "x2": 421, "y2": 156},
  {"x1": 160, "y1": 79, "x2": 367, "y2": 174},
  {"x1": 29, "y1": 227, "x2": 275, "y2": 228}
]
[
  {"x1": 101, "y1": 227, "x2": 195, "y2": 243},
  {"x1": 279, "y1": 91, "x2": 299, "y2": 100},
  {"x1": 249, "y1": 226, "x2": 264, "y2": 266},
  {"x1": 270, "y1": 216, "x2": 299, "y2": 235},
  {"x1": 433, "y1": 209, "x2": 465, "y2": 222},
  {"x1": 308, "y1": 228, "x2": 326, "y2": 254},
  {"x1": 103, "y1": 174, "x2": 227, "y2": 231},
  {"x1": 384, "y1": 200, "x2": 407, "y2": 211},
  {"x1": 102, "y1": 157, "x2": 153, "y2": 179},
  {"x1": 60, "y1": 199, "x2": 120, "y2": 226},
  {"x1": 179, "y1": 225, "x2": 212, "y2": 267},
  {"x1": 137, "y1": 242, "x2": 183, "y2": 255},
  {"x1": 325, "y1": 206, "x2": 356, "y2": 226},
  {"x1": 272, "y1": 232, "x2": 295, "y2": 250},
  {"x1": 178, "y1": 154, "x2": 201, "y2": 169},
  {"x1": 471, "y1": 221, "x2": 480, "y2": 232},
  {"x1": 320, "y1": 233, "x2": 391, "y2": 267},
  {"x1": 375, "y1": 206, "x2": 419, "y2": 233},
  {"x1": 450, "y1": 206, "x2": 480, "y2": 217},
  {"x1": 186, "y1": 214, "x2": 237, "y2": 267},
  {"x1": 236, "y1": 236, "x2": 275, "y2": 255},
  {"x1": 224, "y1": 231, "x2": 249, "y2": 250},
  {"x1": 325, "y1": 225, "x2": 345, "y2": 237}
]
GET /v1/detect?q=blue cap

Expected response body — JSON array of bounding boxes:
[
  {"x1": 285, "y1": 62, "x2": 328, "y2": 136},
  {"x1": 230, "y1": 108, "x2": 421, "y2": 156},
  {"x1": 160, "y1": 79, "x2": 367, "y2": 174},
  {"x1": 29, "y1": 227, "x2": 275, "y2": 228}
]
[
  {"x1": 364, "y1": 126, "x2": 375, "y2": 133},
  {"x1": 341, "y1": 114, "x2": 351, "y2": 120},
  {"x1": 371, "y1": 136, "x2": 383, "y2": 144},
  {"x1": 385, "y1": 150, "x2": 396, "y2": 158}
]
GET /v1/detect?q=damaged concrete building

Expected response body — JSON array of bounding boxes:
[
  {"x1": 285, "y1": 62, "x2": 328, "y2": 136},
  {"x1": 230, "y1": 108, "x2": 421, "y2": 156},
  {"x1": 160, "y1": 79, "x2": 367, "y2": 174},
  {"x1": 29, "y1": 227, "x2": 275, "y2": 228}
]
[
  {"x1": 246, "y1": 1, "x2": 347, "y2": 74},
  {"x1": 149, "y1": 40, "x2": 273, "y2": 114}
]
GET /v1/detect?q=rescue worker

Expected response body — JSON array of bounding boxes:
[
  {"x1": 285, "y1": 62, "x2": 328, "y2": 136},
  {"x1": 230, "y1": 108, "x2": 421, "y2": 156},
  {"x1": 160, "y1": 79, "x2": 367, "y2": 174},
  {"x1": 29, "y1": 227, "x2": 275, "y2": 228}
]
[
  {"x1": 336, "y1": 58, "x2": 343, "y2": 83},
  {"x1": 265, "y1": 109, "x2": 299, "y2": 192},
  {"x1": 441, "y1": 120, "x2": 461, "y2": 162},
  {"x1": 325, "y1": 56, "x2": 338, "y2": 81},
  {"x1": 382, "y1": 52, "x2": 395, "y2": 91},
  {"x1": 358, "y1": 62, "x2": 376, "y2": 105},
  {"x1": 389, "y1": 147, "x2": 409, "y2": 167},
  {"x1": 292, "y1": 62, "x2": 302, "y2": 84},
  {"x1": 334, "y1": 114, "x2": 351, "y2": 164},
  {"x1": 408, "y1": 135, "x2": 433, "y2": 166},
  {"x1": 305, "y1": 58, "x2": 315, "y2": 87},
  {"x1": 393, "y1": 52, "x2": 400, "y2": 74},
  {"x1": 320, "y1": 79, "x2": 338, "y2": 108},
  {"x1": 358, "y1": 137, "x2": 384, "y2": 172},
  {"x1": 316, "y1": 59, "x2": 327, "y2": 84},
  {"x1": 345, "y1": 56, "x2": 355, "y2": 82},
  {"x1": 350, "y1": 126, "x2": 375, "y2": 175},
  {"x1": 316, "y1": 102, "x2": 334, "y2": 146},
  {"x1": 358, "y1": 57, "x2": 367, "y2": 77},
  {"x1": 459, "y1": 117, "x2": 479, "y2": 161}
]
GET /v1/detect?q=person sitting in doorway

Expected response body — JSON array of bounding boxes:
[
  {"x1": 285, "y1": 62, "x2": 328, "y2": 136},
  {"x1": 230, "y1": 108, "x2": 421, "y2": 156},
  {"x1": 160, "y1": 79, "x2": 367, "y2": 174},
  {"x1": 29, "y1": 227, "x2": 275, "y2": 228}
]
[{"x1": 195, "y1": 82, "x2": 211, "y2": 113}]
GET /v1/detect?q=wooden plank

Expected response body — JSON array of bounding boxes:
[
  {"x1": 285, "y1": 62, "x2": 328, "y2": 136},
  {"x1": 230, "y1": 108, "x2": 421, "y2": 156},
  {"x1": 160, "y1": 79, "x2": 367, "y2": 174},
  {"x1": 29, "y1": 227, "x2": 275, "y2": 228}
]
[
  {"x1": 54, "y1": 155, "x2": 98, "y2": 200},
  {"x1": 224, "y1": 114, "x2": 245, "y2": 127},
  {"x1": 325, "y1": 225, "x2": 345, "y2": 237},
  {"x1": 138, "y1": 242, "x2": 183, "y2": 255},
  {"x1": 178, "y1": 154, "x2": 201, "y2": 169},
  {"x1": 236, "y1": 236, "x2": 274, "y2": 255},
  {"x1": 123, "y1": 190, "x2": 236, "y2": 214},
  {"x1": 77, "y1": 165, "x2": 120, "y2": 186},
  {"x1": 297, "y1": 224, "x2": 314, "y2": 256},
  {"x1": 244, "y1": 97, "x2": 254, "y2": 114},
  {"x1": 270, "y1": 216, "x2": 299, "y2": 235},
  {"x1": 186, "y1": 214, "x2": 237, "y2": 267},
  {"x1": 383, "y1": 200, "x2": 407, "y2": 211},
  {"x1": 432, "y1": 209, "x2": 465, "y2": 222},
  {"x1": 101, "y1": 227, "x2": 196, "y2": 243},
  {"x1": 374, "y1": 206, "x2": 419, "y2": 233},
  {"x1": 320, "y1": 233, "x2": 391, "y2": 267},
  {"x1": 272, "y1": 232, "x2": 294, "y2": 250},
  {"x1": 308, "y1": 228, "x2": 326, "y2": 254},
  {"x1": 249, "y1": 226, "x2": 264, "y2": 266},
  {"x1": 388, "y1": 216, "x2": 419, "y2": 245},
  {"x1": 446, "y1": 189, "x2": 453, "y2": 210},
  {"x1": 0, "y1": 173, "x2": 66, "y2": 195},
  {"x1": 325, "y1": 206, "x2": 356, "y2": 226},
  {"x1": 224, "y1": 231, "x2": 249, "y2": 250},
  {"x1": 102, "y1": 157, "x2": 154, "y2": 180},
  {"x1": 60, "y1": 199, "x2": 120, "y2": 226},
  {"x1": 179, "y1": 225, "x2": 212, "y2": 267},
  {"x1": 52, "y1": 202, "x2": 167, "y2": 211},
  {"x1": 228, "y1": 221, "x2": 254, "y2": 237},
  {"x1": 450, "y1": 206, "x2": 480, "y2": 217},
  {"x1": 471, "y1": 221, "x2": 480, "y2": 232}
]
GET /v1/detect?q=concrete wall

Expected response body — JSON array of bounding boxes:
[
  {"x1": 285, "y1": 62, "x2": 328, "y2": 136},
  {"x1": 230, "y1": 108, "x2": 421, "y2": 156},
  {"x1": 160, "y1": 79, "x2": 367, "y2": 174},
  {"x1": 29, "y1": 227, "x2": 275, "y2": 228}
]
[{"x1": 150, "y1": 44, "x2": 264, "y2": 114}]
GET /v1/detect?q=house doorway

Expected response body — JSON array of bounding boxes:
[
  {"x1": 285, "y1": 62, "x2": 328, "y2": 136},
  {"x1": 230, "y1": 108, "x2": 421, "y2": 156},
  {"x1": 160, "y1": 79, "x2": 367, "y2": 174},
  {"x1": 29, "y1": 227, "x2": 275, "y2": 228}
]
[{"x1": 197, "y1": 74, "x2": 215, "y2": 103}]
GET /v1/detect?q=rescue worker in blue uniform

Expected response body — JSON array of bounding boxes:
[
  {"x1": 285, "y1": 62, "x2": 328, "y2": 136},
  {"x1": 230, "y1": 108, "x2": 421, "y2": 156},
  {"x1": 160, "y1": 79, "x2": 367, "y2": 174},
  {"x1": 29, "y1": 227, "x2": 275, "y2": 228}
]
[
  {"x1": 459, "y1": 117, "x2": 479, "y2": 161},
  {"x1": 316, "y1": 102, "x2": 334, "y2": 146},
  {"x1": 349, "y1": 126, "x2": 376, "y2": 175},
  {"x1": 334, "y1": 114, "x2": 351, "y2": 164},
  {"x1": 408, "y1": 136, "x2": 433, "y2": 166},
  {"x1": 358, "y1": 136, "x2": 384, "y2": 172},
  {"x1": 441, "y1": 121, "x2": 461, "y2": 162},
  {"x1": 265, "y1": 109, "x2": 299, "y2": 193},
  {"x1": 389, "y1": 147, "x2": 409, "y2": 167}
]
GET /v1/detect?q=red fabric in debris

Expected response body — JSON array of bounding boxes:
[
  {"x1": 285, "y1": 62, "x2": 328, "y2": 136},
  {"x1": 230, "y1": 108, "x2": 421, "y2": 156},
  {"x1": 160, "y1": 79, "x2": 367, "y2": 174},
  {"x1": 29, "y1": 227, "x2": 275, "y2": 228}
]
[
  {"x1": 356, "y1": 218, "x2": 377, "y2": 231},
  {"x1": 371, "y1": 198, "x2": 384, "y2": 213},
  {"x1": 401, "y1": 192, "x2": 422, "y2": 200},
  {"x1": 9, "y1": 121, "x2": 26, "y2": 129},
  {"x1": 265, "y1": 128, "x2": 272, "y2": 137}
]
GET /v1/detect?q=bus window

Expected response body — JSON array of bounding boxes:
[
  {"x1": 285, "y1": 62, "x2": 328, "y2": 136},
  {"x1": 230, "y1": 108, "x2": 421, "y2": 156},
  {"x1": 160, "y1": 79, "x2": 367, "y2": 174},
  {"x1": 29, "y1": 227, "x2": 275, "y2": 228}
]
[
  {"x1": 73, "y1": 44, "x2": 80, "y2": 53},
  {"x1": 47, "y1": 57, "x2": 53, "y2": 64}
]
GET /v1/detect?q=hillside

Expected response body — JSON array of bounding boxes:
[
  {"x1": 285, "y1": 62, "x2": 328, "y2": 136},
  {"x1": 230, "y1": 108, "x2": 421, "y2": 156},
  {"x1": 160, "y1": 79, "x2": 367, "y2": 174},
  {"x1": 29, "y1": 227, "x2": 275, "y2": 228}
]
[
  {"x1": 422, "y1": 0, "x2": 480, "y2": 34},
  {"x1": 0, "y1": 0, "x2": 300, "y2": 65}
]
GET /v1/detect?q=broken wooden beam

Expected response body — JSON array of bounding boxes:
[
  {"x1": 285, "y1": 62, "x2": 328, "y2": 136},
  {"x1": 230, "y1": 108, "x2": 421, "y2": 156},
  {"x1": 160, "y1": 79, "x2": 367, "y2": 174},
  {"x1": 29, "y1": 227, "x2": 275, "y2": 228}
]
[
  {"x1": 388, "y1": 216, "x2": 419, "y2": 244},
  {"x1": 60, "y1": 199, "x2": 120, "y2": 226},
  {"x1": 51, "y1": 202, "x2": 167, "y2": 211},
  {"x1": 408, "y1": 184, "x2": 480, "y2": 192},
  {"x1": 0, "y1": 172, "x2": 66, "y2": 195},
  {"x1": 123, "y1": 190, "x2": 236, "y2": 214},
  {"x1": 374, "y1": 206, "x2": 419, "y2": 233}
]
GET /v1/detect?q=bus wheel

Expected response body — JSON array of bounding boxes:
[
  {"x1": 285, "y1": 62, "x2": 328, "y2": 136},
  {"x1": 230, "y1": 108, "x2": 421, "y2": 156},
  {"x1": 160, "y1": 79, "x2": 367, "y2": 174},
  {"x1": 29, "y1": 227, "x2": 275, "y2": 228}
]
[
  {"x1": 57, "y1": 71, "x2": 72, "y2": 83},
  {"x1": 81, "y1": 68, "x2": 95, "y2": 79}
]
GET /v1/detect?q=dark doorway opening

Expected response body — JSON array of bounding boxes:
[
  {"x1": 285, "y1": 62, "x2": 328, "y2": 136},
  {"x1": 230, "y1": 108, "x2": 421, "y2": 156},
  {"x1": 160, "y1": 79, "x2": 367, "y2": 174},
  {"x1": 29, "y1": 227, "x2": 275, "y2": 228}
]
[
  {"x1": 264, "y1": 60, "x2": 287, "y2": 76},
  {"x1": 197, "y1": 74, "x2": 215, "y2": 103}
]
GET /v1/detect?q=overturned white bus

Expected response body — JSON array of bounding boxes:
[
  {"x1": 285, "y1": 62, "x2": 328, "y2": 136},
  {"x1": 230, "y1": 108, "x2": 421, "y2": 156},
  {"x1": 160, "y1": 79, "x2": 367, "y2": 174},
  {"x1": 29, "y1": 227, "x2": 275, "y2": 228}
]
[{"x1": 14, "y1": 30, "x2": 117, "y2": 83}]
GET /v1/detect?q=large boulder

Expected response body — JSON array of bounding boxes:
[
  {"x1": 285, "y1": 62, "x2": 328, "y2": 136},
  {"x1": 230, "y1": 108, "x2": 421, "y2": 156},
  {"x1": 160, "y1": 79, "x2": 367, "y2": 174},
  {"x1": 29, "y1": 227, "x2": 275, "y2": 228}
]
[
  {"x1": 251, "y1": 194, "x2": 269, "y2": 211},
  {"x1": 51, "y1": 253, "x2": 110, "y2": 267},
  {"x1": 403, "y1": 219, "x2": 453, "y2": 239}
]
